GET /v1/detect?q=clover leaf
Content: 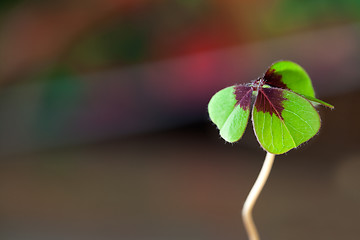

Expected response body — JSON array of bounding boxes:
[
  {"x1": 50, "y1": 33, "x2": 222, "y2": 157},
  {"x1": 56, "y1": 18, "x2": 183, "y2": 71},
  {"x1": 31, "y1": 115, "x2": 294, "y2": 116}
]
[{"x1": 208, "y1": 60, "x2": 333, "y2": 154}]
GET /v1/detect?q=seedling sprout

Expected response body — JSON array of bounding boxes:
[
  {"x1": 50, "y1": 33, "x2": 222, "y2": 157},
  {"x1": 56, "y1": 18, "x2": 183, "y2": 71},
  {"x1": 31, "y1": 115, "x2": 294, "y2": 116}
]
[{"x1": 208, "y1": 61, "x2": 334, "y2": 240}]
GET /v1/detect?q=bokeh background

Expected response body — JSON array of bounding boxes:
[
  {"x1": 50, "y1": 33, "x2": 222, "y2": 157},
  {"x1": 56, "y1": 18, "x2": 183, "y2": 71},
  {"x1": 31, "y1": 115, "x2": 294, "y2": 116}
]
[{"x1": 0, "y1": 1, "x2": 359, "y2": 239}]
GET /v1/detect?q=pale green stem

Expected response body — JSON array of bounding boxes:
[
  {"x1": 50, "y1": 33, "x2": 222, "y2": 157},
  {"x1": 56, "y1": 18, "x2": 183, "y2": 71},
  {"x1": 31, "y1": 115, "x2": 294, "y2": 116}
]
[{"x1": 242, "y1": 152, "x2": 276, "y2": 240}]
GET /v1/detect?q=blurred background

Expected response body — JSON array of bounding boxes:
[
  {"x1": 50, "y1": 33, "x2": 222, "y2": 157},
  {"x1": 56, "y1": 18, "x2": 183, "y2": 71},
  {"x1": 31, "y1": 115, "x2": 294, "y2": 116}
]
[{"x1": 0, "y1": 0, "x2": 359, "y2": 239}]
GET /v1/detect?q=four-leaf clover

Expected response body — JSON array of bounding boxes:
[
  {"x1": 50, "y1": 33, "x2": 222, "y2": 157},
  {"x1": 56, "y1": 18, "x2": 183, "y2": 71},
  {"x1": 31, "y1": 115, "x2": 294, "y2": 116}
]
[{"x1": 208, "y1": 61, "x2": 333, "y2": 154}]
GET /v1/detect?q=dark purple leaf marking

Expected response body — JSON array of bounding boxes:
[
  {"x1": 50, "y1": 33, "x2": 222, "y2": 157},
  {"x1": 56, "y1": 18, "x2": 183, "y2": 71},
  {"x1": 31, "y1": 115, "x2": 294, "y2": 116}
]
[
  {"x1": 264, "y1": 68, "x2": 288, "y2": 90},
  {"x1": 255, "y1": 88, "x2": 286, "y2": 120},
  {"x1": 234, "y1": 85, "x2": 253, "y2": 111}
]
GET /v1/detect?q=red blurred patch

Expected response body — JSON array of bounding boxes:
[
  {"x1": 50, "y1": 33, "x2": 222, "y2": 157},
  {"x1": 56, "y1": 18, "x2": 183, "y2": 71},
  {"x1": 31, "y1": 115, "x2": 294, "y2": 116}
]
[{"x1": 152, "y1": 19, "x2": 240, "y2": 59}]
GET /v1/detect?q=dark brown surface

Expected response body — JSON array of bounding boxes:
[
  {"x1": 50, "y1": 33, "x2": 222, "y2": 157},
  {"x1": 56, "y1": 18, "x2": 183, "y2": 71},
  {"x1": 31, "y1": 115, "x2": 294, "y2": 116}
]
[{"x1": 254, "y1": 87, "x2": 286, "y2": 119}]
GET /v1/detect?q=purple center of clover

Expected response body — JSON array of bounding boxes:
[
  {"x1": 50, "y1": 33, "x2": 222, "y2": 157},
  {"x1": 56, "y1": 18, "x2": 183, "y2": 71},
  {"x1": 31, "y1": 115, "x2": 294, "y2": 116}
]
[{"x1": 234, "y1": 72, "x2": 286, "y2": 120}]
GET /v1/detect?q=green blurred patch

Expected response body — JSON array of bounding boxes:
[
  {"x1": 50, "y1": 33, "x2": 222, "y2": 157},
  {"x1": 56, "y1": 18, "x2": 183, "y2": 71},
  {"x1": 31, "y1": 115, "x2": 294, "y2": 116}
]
[
  {"x1": 35, "y1": 67, "x2": 84, "y2": 138},
  {"x1": 0, "y1": 0, "x2": 23, "y2": 14},
  {"x1": 68, "y1": 22, "x2": 149, "y2": 68},
  {"x1": 264, "y1": 0, "x2": 360, "y2": 34}
]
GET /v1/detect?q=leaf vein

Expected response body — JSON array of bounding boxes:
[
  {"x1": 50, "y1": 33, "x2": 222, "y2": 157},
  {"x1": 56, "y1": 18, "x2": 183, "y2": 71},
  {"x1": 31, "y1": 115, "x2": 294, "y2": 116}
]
[{"x1": 283, "y1": 109, "x2": 315, "y2": 132}]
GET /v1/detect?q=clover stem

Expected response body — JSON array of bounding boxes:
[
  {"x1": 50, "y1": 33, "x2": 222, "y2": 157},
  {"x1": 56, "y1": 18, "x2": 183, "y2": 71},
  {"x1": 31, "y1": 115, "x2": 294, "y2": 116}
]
[{"x1": 242, "y1": 152, "x2": 275, "y2": 240}]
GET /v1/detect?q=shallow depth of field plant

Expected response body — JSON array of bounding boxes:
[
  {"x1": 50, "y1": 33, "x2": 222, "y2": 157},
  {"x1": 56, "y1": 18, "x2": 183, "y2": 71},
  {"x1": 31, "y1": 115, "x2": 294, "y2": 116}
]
[{"x1": 208, "y1": 61, "x2": 333, "y2": 240}]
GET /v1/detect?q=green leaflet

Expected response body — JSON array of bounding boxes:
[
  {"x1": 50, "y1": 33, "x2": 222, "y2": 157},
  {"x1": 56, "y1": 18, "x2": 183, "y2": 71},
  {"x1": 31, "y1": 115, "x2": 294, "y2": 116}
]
[
  {"x1": 252, "y1": 88, "x2": 321, "y2": 154},
  {"x1": 208, "y1": 86, "x2": 251, "y2": 142},
  {"x1": 265, "y1": 61, "x2": 315, "y2": 97},
  {"x1": 266, "y1": 60, "x2": 334, "y2": 109}
]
